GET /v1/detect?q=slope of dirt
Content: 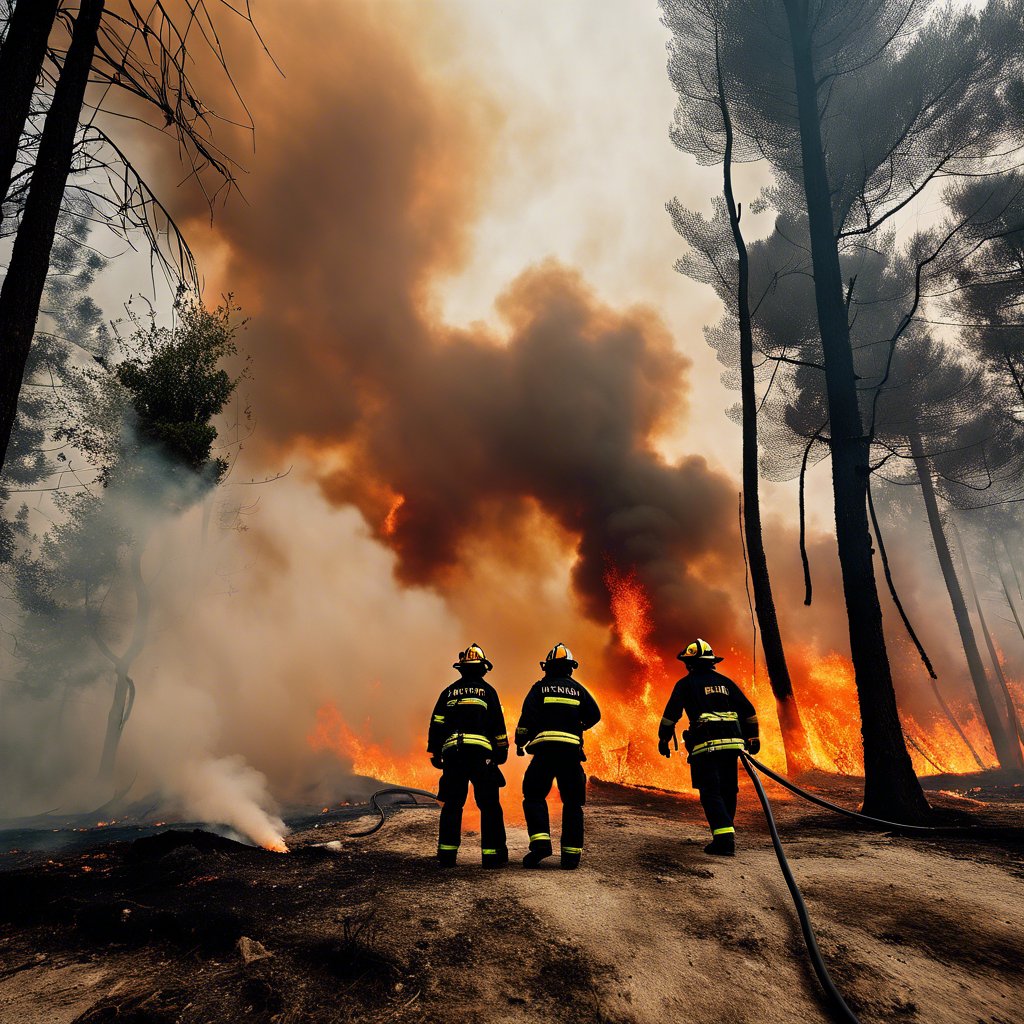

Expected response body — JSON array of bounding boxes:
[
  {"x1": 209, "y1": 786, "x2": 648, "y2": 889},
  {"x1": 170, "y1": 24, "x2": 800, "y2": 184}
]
[{"x1": 0, "y1": 776, "x2": 1022, "y2": 1024}]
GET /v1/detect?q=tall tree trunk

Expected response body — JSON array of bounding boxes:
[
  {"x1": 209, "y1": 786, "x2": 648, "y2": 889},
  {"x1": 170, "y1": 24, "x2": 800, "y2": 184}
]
[
  {"x1": 994, "y1": 540, "x2": 1024, "y2": 644},
  {"x1": 0, "y1": 0, "x2": 104, "y2": 475},
  {"x1": 782, "y1": 0, "x2": 928, "y2": 819},
  {"x1": 867, "y1": 481, "x2": 985, "y2": 768},
  {"x1": 910, "y1": 433, "x2": 1023, "y2": 770},
  {"x1": 955, "y1": 523, "x2": 1024, "y2": 755},
  {"x1": 99, "y1": 670, "x2": 134, "y2": 780},
  {"x1": 715, "y1": 35, "x2": 812, "y2": 774},
  {"x1": 0, "y1": 0, "x2": 60, "y2": 233}
]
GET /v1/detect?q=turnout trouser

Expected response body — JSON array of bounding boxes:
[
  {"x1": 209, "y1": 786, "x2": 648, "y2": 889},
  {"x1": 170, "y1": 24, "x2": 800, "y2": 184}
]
[
  {"x1": 690, "y1": 750, "x2": 739, "y2": 838},
  {"x1": 523, "y1": 750, "x2": 587, "y2": 858},
  {"x1": 437, "y1": 752, "x2": 507, "y2": 861}
]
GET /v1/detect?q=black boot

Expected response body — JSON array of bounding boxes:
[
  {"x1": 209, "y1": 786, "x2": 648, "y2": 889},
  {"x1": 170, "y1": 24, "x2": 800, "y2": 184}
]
[
  {"x1": 522, "y1": 839, "x2": 553, "y2": 868},
  {"x1": 482, "y1": 848, "x2": 509, "y2": 869},
  {"x1": 704, "y1": 833, "x2": 735, "y2": 857},
  {"x1": 560, "y1": 850, "x2": 581, "y2": 870},
  {"x1": 437, "y1": 847, "x2": 458, "y2": 867}
]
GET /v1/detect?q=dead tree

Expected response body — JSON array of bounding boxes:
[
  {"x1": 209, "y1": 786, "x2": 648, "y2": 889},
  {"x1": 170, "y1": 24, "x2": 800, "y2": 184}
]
[
  {"x1": 664, "y1": 0, "x2": 813, "y2": 772},
  {"x1": 0, "y1": 0, "x2": 106, "y2": 479},
  {"x1": 0, "y1": 0, "x2": 60, "y2": 236},
  {"x1": 911, "y1": 434, "x2": 1023, "y2": 770}
]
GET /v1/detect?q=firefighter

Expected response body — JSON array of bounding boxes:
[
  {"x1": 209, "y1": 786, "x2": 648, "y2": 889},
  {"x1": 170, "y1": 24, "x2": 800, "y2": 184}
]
[
  {"x1": 657, "y1": 638, "x2": 759, "y2": 856},
  {"x1": 515, "y1": 643, "x2": 601, "y2": 870},
  {"x1": 427, "y1": 644, "x2": 510, "y2": 867}
]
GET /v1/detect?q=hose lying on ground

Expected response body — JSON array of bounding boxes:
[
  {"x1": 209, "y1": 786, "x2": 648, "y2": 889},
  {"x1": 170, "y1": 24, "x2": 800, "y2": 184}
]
[
  {"x1": 743, "y1": 755, "x2": 939, "y2": 833},
  {"x1": 340, "y1": 787, "x2": 439, "y2": 838},
  {"x1": 741, "y1": 753, "x2": 861, "y2": 1024}
]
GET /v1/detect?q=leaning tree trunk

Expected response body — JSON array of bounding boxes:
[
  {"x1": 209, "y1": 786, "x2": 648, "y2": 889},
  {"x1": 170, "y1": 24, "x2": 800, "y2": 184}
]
[
  {"x1": 783, "y1": 0, "x2": 928, "y2": 819},
  {"x1": 0, "y1": 0, "x2": 105, "y2": 475},
  {"x1": 716, "y1": 41, "x2": 813, "y2": 773},
  {"x1": 910, "y1": 434, "x2": 1023, "y2": 771},
  {"x1": 995, "y1": 539, "x2": 1024, "y2": 644},
  {"x1": 98, "y1": 534, "x2": 150, "y2": 780},
  {"x1": 0, "y1": 0, "x2": 60, "y2": 234}
]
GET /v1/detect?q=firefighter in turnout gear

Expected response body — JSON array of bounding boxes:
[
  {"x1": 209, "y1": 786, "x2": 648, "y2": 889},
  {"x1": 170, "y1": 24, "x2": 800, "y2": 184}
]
[
  {"x1": 658, "y1": 639, "x2": 759, "y2": 856},
  {"x1": 427, "y1": 644, "x2": 510, "y2": 867},
  {"x1": 516, "y1": 643, "x2": 601, "y2": 870}
]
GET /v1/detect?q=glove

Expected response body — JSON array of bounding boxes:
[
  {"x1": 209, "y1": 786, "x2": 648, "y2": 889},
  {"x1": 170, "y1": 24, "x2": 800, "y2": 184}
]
[
  {"x1": 430, "y1": 754, "x2": 444, "y2": 769},
  {"x1": 493, "y1": 746, "x2": 509, "y2": 765},
  {"x1": 658, "y1": 737, "x2": 671, "y2": 759},
  {"x1": 516, "y1": 746, "x2": 525, "y2": 757},
  {"x1": 746, "y1": 737, "x2": 761, "y2": 756}
]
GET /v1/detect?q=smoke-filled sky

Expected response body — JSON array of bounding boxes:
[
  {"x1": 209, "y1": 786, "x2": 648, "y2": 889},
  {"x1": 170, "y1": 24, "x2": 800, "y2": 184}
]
[{"x1": 26, "y1": 0, "x2": 1011, "y2": 833}]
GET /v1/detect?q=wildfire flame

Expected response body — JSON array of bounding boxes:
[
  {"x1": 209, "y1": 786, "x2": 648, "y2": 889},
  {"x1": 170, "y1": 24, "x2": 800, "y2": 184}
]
[
  {"x1": 308, "y1": 700, "x2": 436, "y2": 791},
  {"x1": 382, "y1": 494, "x2": 405, "y2": 537},
  {"x1": 305, "y1": 565, "x2": 1011, "y2": 819}
]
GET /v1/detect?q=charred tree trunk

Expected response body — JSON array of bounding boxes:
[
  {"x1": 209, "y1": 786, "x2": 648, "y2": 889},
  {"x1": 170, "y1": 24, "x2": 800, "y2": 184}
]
[
  {"x1": 866, "y1": 482, "x2": 985, "y2": 768},
  {"x1": 995, "y1": 540, "x2": 1024, "y2": 644},
  {"x1": 99, "y1": 670, "x2": 135, "y2": 780},
  {"x1": 97, "y1": 535, "x2": 150, "y2": 780},
  {"x1": 911, "y1": 434, "x2": 1023, "y2": 771},
  {"x1": 0, "y1": 0, "x2": 104, "y2": 475},
  {"x1": 782, "y1": 0, "x2": 928, "y2": 819},
  {"x1": 715, "y1": 38, "x2": 812, "y2": 773},
  {"x1": 955, "y1": 525, "x2": 1024, "y2": 755},
  {"x1": 0, "y1": 0, "x2": 60, "y2": 233}
]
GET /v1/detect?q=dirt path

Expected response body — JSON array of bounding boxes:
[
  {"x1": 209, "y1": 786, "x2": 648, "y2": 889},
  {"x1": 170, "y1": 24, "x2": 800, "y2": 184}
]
[{"x1": 0, "y1": 780, "x2": 1021, "y2": 1024}]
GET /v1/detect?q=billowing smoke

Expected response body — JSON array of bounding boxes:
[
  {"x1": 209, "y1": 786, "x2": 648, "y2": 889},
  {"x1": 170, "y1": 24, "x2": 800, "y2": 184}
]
[{"x1": 131, "y1": 1, "x2": 749, "y2": 670}]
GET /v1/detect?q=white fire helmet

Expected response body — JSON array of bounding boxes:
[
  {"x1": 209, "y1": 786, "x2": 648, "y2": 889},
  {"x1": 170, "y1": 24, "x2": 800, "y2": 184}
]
[{"x1": 541, "y1": 642, "x2": 579, "y2": 671}]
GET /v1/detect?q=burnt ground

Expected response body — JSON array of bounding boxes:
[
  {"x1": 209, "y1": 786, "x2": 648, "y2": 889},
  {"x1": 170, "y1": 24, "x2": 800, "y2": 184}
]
[{"x1": 0, "y1": 773, "x2": 1022, "y2": 1024}]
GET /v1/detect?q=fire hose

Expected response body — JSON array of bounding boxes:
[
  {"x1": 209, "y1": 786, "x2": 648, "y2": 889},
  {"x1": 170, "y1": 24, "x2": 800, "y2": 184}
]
[
  {"x1": 739, "y1": 751, "x2": 948, "y2": 1024},
  {"x1": 341, "y1": 786, "x2": 439, "y2": 838}
]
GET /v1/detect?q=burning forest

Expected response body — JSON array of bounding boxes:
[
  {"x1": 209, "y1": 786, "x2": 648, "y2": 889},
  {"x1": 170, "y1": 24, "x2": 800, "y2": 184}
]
[{"x1": 1, "y1": 1, "x2": 1024, "y2": 1023}]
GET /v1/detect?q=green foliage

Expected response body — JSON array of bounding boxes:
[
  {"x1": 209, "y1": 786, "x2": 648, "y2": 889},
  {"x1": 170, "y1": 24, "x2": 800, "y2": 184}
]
[{"x1": 113, "y1": 299, "x2": 243, "y2": 484}]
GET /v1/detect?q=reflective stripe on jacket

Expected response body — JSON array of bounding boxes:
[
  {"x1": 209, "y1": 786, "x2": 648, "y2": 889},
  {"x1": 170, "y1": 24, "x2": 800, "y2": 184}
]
[
  {"x1": 515, "y1": 675, "x2": 601, "y2": 758},
  {"x1": 658, "y1": 667, "x2": 758, "y2": 757},
  {"x1": 428, "y1": 678, "x2": 508, "y2": 757}
]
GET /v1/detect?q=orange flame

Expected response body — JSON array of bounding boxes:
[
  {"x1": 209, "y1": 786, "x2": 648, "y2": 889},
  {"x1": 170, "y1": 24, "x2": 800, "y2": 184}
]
[
  {"x1": 306, "y1": 569, "x2": 1004, "y2": 824},
  {"x1": 308, "y1": 701, "x2": 436, "y2": 790},
  {"x1": 382, "y1": 494, "x2": 405, "y2": 537}
]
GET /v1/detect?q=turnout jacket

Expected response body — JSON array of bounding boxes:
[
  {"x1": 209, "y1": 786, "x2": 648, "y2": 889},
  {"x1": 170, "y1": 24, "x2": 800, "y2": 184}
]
[
  {"x1": 658, "y1": 667, "x2": 758, "y2": 757},
  {"x1": 515, "y1": 675, "x2": 601, "y2": 759},
  {"x1": 427, "y1": 678, "x2": 509, "y2": 759}
]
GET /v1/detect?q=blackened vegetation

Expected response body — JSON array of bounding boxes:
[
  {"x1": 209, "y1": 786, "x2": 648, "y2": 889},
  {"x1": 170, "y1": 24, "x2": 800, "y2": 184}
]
[{"x1": 0, "y1": 827, "x2": 622, "y2": 1024}]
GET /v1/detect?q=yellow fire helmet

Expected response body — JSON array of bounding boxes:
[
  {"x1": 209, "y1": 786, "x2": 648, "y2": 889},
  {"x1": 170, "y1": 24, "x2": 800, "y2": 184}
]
[
  {"x1": 678, "y1": 638, "x2": 724, "y2": 664},
  {"x1": 454, "y1": 643, "x2": 493, "y2": 672},
  {"x1": 541, "y1": 642, "x2": 579, "y2": 671}
]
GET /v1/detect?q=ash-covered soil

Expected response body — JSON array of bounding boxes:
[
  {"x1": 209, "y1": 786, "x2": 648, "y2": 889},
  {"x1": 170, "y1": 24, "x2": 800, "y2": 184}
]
[{"x1": 0, "y1": 775, "x2": 1022, "y2": 1024}]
